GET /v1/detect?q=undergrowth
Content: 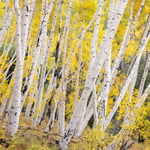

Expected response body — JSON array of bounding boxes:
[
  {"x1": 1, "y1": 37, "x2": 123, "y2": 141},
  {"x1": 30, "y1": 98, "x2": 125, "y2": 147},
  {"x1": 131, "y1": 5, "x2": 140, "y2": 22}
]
[{"x1": 0, "y1": 113, "x2": 149, "y2": 150}]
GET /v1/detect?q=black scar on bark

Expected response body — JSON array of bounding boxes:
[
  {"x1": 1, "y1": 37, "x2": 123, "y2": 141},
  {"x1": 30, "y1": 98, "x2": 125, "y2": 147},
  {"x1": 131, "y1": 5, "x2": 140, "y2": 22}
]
[
  {"x1": 54, "y1": 41, "x2": 60, "y2": 78},
  {"x1": 146, "y1": 30, "x2": 150, "y2": 38},
  {"x1": 54, "y1": 70, "x2": 58, "y2": 77},
  {"x1": 36, "y1": 37, "x2": 40, "y2": 47},
  {"x1": 64, "y1": 133, "x2": 67, "y2": 139},
  {"x1": 36, "y1": 29, "x2": 42, "y2": 47},
  {"x1": 26, "y1": 6, "x2": 29, "y2": 12},
  {"x1": 9, "y1": 122, "x2": 13, "y2": 125},
  {"x1": 119, "y1": 140, "x2": 128, "y2": 150},
  {"x1": 22, "y1": 85, "x2": 28, "y2": 94},
  {"x1": 55, "y1": 41, "x2": 60, "y2": 63},
  {"x1": 11, "y1": 106, "x2": 15, "y2": 109}
]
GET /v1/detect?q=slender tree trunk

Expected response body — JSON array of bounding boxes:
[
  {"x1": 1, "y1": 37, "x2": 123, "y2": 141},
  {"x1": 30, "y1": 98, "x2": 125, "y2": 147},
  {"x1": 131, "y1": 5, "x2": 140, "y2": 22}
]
[
  {"x1": 1, "y1": 73, "x2": 15, "y2": 120},
  {"x1": 138, "y1": 51, "x2": 150, "y2": 98},
  {"x1": 73, "y1": 12, "x2": 84, "y2": 109},
  {"x1": 24, "y1": 99, "x2": 33, "y2": 121},
  {"x1": 6, "y1": 0, "x2": 23, "y2": 136},
  {"x1": 0, "y1": 4, "x2": 14, "y2": 48},
  {"x1": 21, "y1": 0, "x2": 30, "y2": 61},
  {"x1": 45, "y1": 99, "x2": 58, "y2": 132},
  {"x1": 73, "y1": 10, "x2": 85, "y2": 137},
  {"x1": 92, "y1": 81, "x2": 98, "y2": 127},
  {"x1": 24, "y1": 78, "x2": 37, "y2": 121},
  {"x1": 58, "y1": 0, "x2": 72, "y2": 134}
]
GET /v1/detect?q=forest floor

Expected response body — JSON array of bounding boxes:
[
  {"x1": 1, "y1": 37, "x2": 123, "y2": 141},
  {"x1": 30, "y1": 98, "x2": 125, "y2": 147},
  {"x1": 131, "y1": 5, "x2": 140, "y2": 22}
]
[
  {"x1": 0, "y1": 113, "x2": 88, "y2": 150},
  {"x1": 0, "y1": 114, "x2": 149, "y2": 150}
]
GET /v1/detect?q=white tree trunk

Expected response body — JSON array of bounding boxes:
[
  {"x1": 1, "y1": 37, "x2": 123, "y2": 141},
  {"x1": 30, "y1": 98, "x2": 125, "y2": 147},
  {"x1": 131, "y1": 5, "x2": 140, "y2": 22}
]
[
  {"x1": 24, "y1": 78, "x2": 37, "y2": 121},
  {"x1": 73, "y1": 11, "x2": 84, "y2": 109},
  {"x1": 99, "y1": 52, "x2": 111, "y2": 130},
  {"x1": 92, "y1": 81, "x2": 98, "y2": 127},
  {"x1": 45, "y1": 78, "x2": 57, "y2": 132},
  {"x1": 90, "y1": 0, "x2": 104, "y2": 65},
  {"x1": 73, "y1": 11, "x2": 85, "y2": 137},
  {"x1": 0, "y1": 6, "x2": 14, "y2": 48},
  {"x1": 58, "y1": 0, "x2": 72, "y2": 135},
  {"x1": 27, "y1": 0, "x2": 37, "y2": 37},
  {"x1": 1, "y1": 78, "x2": 15, "y2": 121},
  {"x1": 32, "y1": 69, "x2": 41, "y2": 127},
  {"x1": 138, "y1": 51, "x2": 150, "y2": 98},
  {"x1": 6, "y1": 0, "x2": 23, "y2": 136},
  {"x1": 25, "y1": 99, "x2": 32, "y2": 121},
  {"x1": 45, "y1": 100, "x2": 58, "y2": 132},
  {"x1": 21, "y1": 0, "x2": 30, "y2": 61}
]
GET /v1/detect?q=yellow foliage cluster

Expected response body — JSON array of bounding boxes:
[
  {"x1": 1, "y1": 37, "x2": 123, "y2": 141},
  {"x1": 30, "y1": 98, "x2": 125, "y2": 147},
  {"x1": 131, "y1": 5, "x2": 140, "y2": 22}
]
[
  {"x1": 106, "y1": 74, "x2": 126, "y2": 116},
  {"x1": 85, "y1": 124, "x2": 114, "y2": 150},
  {"x1": 133, "y1": 98, "x2": 150, "y2": 141},
  {"x1": 0, "y1": 52, "x2": 9, "y2": 102}
]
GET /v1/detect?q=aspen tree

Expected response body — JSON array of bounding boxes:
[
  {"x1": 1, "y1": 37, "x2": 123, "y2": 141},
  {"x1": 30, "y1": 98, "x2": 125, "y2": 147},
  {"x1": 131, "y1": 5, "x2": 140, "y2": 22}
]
[
  {"x1": 73, "y1": 1, "x2": 84, "y2": 112},
  {"x1": 57, "y1": 0, "x2": 72, "y2": 134},
  {"x1": 45, "y1": 79, "x2": 57, "y2": 131},
  {"x1": 0, "y1": 3, "x2": 14, "y2": 48},
  {"x1": 6, "y1": 0, "x2": 23, "y2": 136},
  {"x1": 1, "y1": 74, "x2": 15, "y2": 121},
  {"x1": 138, "y1": 51, "x2": 150, "y2": 97},
  {"x1": 21, "y1": 0, "x2": 30, "y2": 61},
  {"x1": 98, "y1": 0, "x2": 114, "y2": 129},
  {"x1": 24, "y1": 74, "x2": 38, "y2": 121}
]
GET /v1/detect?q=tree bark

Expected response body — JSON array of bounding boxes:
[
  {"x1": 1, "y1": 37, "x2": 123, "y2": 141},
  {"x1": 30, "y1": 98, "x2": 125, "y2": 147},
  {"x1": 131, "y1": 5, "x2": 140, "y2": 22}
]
[{"x1": 6, "y1": 0, "x2": 23, "y2": 136}]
